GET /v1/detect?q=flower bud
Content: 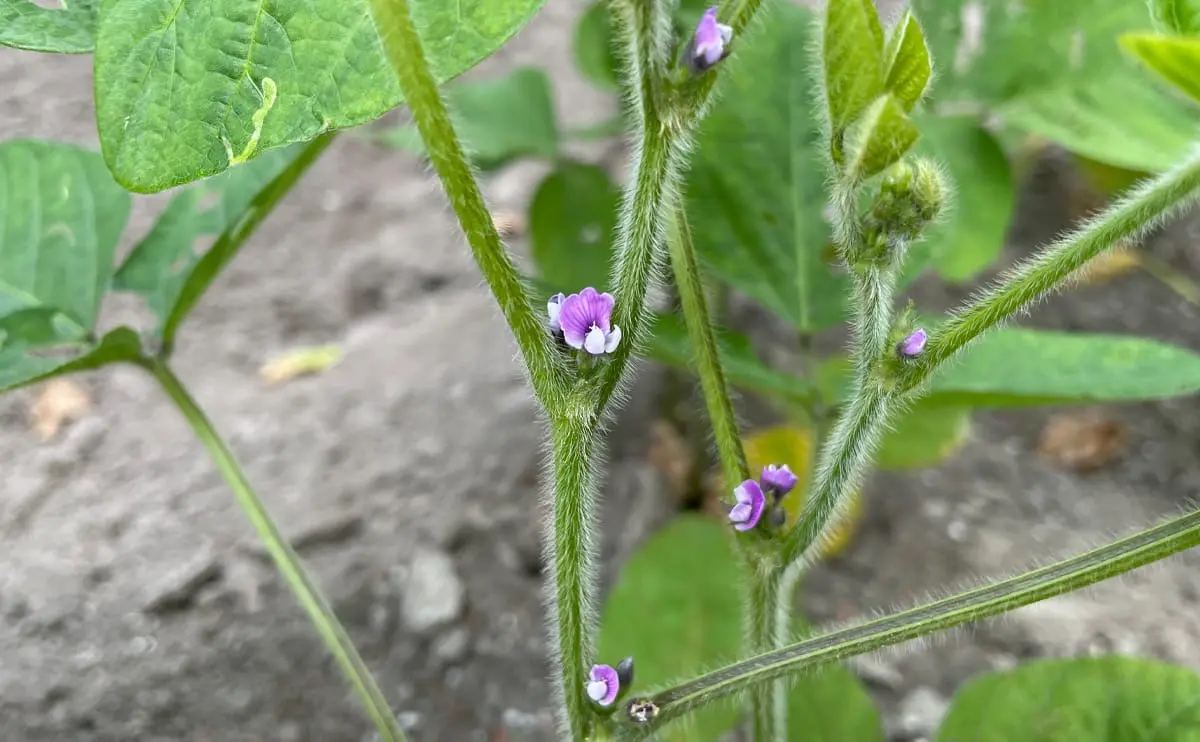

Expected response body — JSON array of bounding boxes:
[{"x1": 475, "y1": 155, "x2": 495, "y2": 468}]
[
  {"x1": 869, "y1": 158, "x2": 947, "y2": 243},
  {"x1": 616, "y1": 656, "x2": 635, "y2": 689}
]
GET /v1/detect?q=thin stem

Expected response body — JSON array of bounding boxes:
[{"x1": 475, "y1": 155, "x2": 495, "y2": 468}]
[
  {"x1": 898, "y1": 143, "x2": 1200, "y2": 392},
  {"x1": 366, "y1": 0, "x2": 565, "y2": 408},
  {"x1": 666, "y1": 206, "x2": 780, "y2": 738},
  {"x1": 665, "y1": 206, "x2": 748, "y2": 489},
  {"x1": 547, "y1": 408, "x2": 602, "y2": 740},
  {"x1": 162, "y1": 132, "x2": 337, "y2": 349},
  {"x1": 614, "y1": 506, "x2": 1200, "y2": 735},
  {"x1": 146, "y1": 359, "x2": 406, "y2": 742}
]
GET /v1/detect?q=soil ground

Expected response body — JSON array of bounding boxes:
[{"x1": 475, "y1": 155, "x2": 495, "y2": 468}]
[{"x1": 3, "y1": 3, "x2": 1200, "y2": 741}]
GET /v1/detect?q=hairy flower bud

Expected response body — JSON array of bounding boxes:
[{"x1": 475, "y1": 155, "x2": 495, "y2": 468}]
[{"x1": 869, "y1": 157, "x2": 948, "y2": 243}]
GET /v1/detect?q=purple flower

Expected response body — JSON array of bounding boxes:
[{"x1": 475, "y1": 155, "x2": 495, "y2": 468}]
[
  {"x1": 559, "y1": 287, "x2": 622, "y2": 355},
  {"x1": 761, "y1": 464, "x2": 798, "y2": 498},
  {"x1": 897, "y1": 328, "x2": 928, "y2": 358},
  {"x1": 687, "y1": 8, "x2": 733, "y2": 73},
  {"x1": 729, "y1": 479, "x2": 766, "y2": 532},
  {"x1": 547, "y1": 293, "x2": 565, "y2": 333},
  {"x1": 587, "y1": 663, "x2": 620, "y2": 706}
]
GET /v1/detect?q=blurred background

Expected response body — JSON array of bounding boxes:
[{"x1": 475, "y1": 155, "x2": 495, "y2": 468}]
[{"x1": 4, "y1": 1, "x2": 1200, "y2": 740}]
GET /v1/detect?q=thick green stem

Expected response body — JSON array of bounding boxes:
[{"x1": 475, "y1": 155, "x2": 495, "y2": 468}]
[
  {"x1": 899, "y1": 143, "x2": 1200, "y2": 392},
  {"x1": 547, "y1": 408, "x2": 602, "y2": 740},
  {"x1": 147, "y1": 359, "x2": 405, "y2": 742},
  {"x1": 745, "y1": 562, "x2": 787, "y2": 742},
  {"x1": 366, "y1": 0, "x2": 565, "y2": 408},
  {"x1": 614, "y1": 506, "x2": 1200, "y2": 735}
]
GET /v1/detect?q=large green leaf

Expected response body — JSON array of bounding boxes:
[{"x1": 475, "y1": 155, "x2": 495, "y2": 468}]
[
  {"x1": 113, "y1": 146, "x2": 299, "y2": 340},
  {"x1": 823, "y1": 0, "x2": 885, "y2": 137},
  {"x1": 1122, "y1": 32, "x2": 1200, "y2": 106},
  {"x1": 529, "y1": 162, "x2": 617, "y2": 294},
  {"x1": 929, "y1": 328, "x2": 1200, "y2": 406},
  {"x1": 909, "y1": 114, "x2": 1014, "y2": 283},
  {"x1": 596, "y1": 515, "x2": 743, "y2": 742},
  {"x1": 647, "y1": 314, "x2": 815, "y2": 407},
  {"x1": 0, "y1": 140, "x2": 131, "y2": 335},
  {"x1": 0, "y1": 0, "x2": 97, "y2": 53},
  {"x1": 999, "y1": 71, "x2": 1200, "y2": 174},
  {"x1": 1150, "y1": 0, "x2": 1200, "y2": 34},
  {"x1": 93, "y1": 0, "x2": 546, "y2": 193},
  {"x1": 372, "y1": 67, "x2": 560, "y2": 170},
  {"x1": 914, "y1": 0, "x2": 1156, "y2": 105},
  {"x1": 688, "y1": 2, "x2": 848, "y2": 333},
  {"x1": 936, "y1": 656, "x2": 1200, "y2": 742}
]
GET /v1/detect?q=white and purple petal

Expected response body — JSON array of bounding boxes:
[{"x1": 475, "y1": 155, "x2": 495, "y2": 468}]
[
  {"x1": 761, "y1": 464, "x2": 798, "y2": 497},
  {"x1": 547, "y1": 293, "x2": 566, "y2": 332},
  {"x1": 587, "y1": 664, "x2": 620, "y2": 706}
]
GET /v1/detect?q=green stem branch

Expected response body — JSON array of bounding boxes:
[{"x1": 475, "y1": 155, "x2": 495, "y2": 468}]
[
  {"x1": 367, "y1": 0, "x2": 565, "y2": 408},
  {"x1": 899, "y1": 143, "x2": 1200, "y2": 392},
  {"x1": 615, "y1": 506, "x2": 1200, "y2": 735},
  {"x1": 147, "y1": 359, "x2": 405, "y2": 742}
]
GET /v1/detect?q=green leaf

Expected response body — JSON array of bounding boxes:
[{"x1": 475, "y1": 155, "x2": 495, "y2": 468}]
[
  {"x1": 1149, "y1": 0, "x2": 1200, "y2": 35},
  {"x1": 883, "y1": 10, "x2": 932, "y2": 112},
  {"x1": 914, "y1": 0, "x2": 1155, "y2": 105},
  {"x1": 688, "y1": 3, "x2": 849, "y2": 333},
  {"x1": 113, "y1": 146, "x2": 299, "y2": 339},
  {"x1": 823, "y1": 0, "x2": 886, "y2": 136},
  {"x1": 0, "y1": 140, "x2": 131, "y2": 334},
  {"x1": 877, "y1": 400, "x2": 972, "y2": 470},
  {"x1": 787, "y1": 626, "x2": 884, "y2": 741},
  {"x1": 372, "y1": 67, "x2": 560, "y2": 170},
  {"x1": 845, "y1": 94, "x2": 920, "y2": 180},
  {"x1": 0, "y1": 0, "x2": 97, "y2": 53},
  {"x1": 573, "y1": 0, "x2": 621, "y2": 92},
  {"x1": 999, "y1": 71, "x2": 1200, "y2": 174},
  {"x1": 93, "y1": 0, "x2": 547, "y2": 193},
  {"x1": 907, "y1": 115, "x2": 1014, "y2": 283},
  {"x1": 936, "y1": 656, "x2": 1200, "y2": 742},
  {"x1": 930, "y1": 328, "x2": 1200, "y2": 406},
  {"x1": 529, "y1": 161, "x2": 617, "y2": 294},
  {"x1": 1122, "y1": 32, "x2": 1200, "y2": 106},
  {"x1": 647, "y1": 314, "x2": 815, "y2": 407},
  {"x1": 0, "y1": 326, "x2": 143, "y2": 393},
  {"x1": 596, "y1": 515, "x2": 743, "y2": 742}
]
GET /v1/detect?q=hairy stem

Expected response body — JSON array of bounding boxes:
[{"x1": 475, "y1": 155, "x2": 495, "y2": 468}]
[
  {"x1": 899, "y1": 143, "x2": 1200, "y2": 392},
  {"x1": 665, "y1": 206, "x2": 748, "y2": 489},
  {"x1": 666, "y1": 205, "x2": 781, "y2": 738},
  {"x1": 614, "y1": 506, "x2": 1200, "y2": 734},
  {"x1": 147, "y1": 359, "x2": 406, "y2": 742},
  {"x1": 367, "y1": 0, "x2": 565, "y2": 407},
  {"x1": 546, "y1": 408, "x2": 602, "y2": 739}
]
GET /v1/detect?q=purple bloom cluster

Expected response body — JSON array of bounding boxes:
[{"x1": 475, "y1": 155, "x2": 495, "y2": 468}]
[
  {"x1": 686, "y1": 7, "x2": 733, "y2": 73},
  {"x1": 728, "y1": 464, "x2": 799, "y2": 532},
  {"x1": 547, "y1": 288, "x2": 622, "y2": 355}
]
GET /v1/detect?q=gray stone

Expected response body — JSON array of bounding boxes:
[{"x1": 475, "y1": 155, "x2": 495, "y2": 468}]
[{"x1": 400, "y1": 548, "x2": 464, "y2": 633}]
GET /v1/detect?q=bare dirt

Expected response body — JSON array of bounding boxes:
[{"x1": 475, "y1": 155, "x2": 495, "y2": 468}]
[{"x1": 3, "y1": 4, "x2": 1200, "y2": 742}]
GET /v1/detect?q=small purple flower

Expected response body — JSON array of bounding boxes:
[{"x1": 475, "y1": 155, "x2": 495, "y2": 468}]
[
  {"x1": 687, "y1": 8, "x2": 733, "y2": 73},
  {"x1": 729, "y1": 479, "x2": 766, "y2": 532},
  {"x1": 587, "y1": 663, "x2": 620, "y2": 706},
  {"x1": 547, "y1": 292, "x2": 565, "y2": 333},
  {"x1": 897, "y1": 328, "x2": 928, "y2": 358},
  {"x1": 559, "y1": 287, "x2": 622, "y2": 355},
  {"x1": 761, "y1": 464, "x2": 798, "y2": 498}
]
